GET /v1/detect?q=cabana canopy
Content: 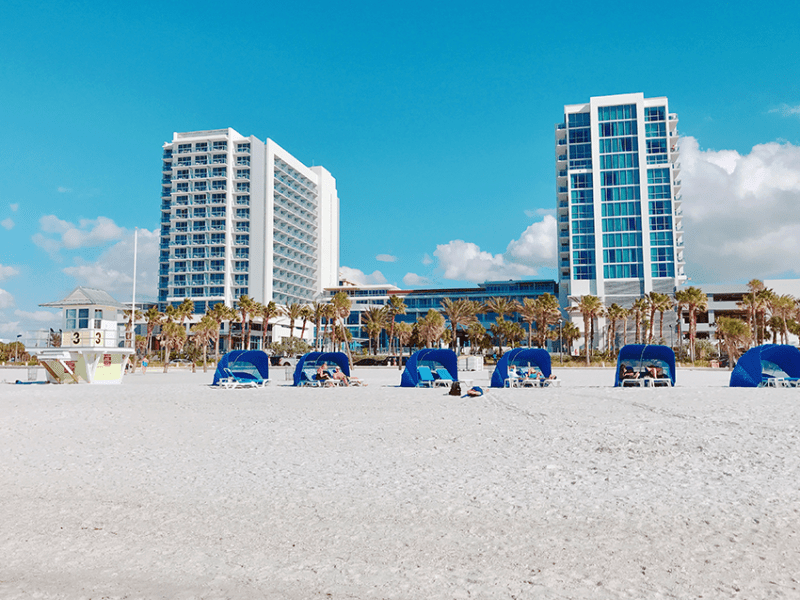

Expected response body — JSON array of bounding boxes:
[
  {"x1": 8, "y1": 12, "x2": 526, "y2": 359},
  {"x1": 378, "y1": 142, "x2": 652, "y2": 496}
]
[
  {"x1": 212, "y1": 350, "x2": 270, "y2": 386},
  {"x1": 292, "y1": 352, "x2": 350, "y2": 386},
  {"x1": 730, "y1": 344, "x2": 800, "y2": 387},
  {"x1": 490, "y1": 348, "x2": 552, "y2": 388},
  {"x1": 614, "y1": 344, "x2": 676, "y2": 387},
  {"x1": 400, "y1": 349, "x2": 458, "y2": 387}
]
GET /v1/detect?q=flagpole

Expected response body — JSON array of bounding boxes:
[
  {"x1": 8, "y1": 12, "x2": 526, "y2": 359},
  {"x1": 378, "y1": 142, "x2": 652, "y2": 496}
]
[{"x1": 130, "y1": 227, "x2": 138, "y2": 349}]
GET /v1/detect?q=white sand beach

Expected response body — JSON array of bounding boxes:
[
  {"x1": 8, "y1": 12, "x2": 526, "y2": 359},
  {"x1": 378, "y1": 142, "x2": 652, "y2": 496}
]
[{"x1": 2, "y1": 366, "x2": 799, "y2": 599}]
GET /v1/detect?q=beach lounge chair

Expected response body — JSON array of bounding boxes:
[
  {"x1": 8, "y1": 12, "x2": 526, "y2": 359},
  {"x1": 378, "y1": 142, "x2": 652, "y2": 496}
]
[
  {"x1": 433, "y1": 367, "x2": 454, "y2": 388},
  {"x1": 218, "y1": 367, "x2": 262, "y2": 389},
  {"x1": 299, "y1": 368, "x2": 322, "y2": 387},
  {"x1": 417, "y1": 366, "x2": 435, "y2": 387}
]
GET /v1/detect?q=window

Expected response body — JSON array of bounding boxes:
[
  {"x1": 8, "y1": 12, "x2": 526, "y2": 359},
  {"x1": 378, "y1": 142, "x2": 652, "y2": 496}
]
[
  {"x1": 236, "y1": 169, "x2": 250, "y2": 179},
  {"x1": 211, "y1": 260, "x2": 225, "y2": 271},
  {"x1": 599, "y1": 137, "x2": 638, "y2": 154},
  {"x1": 210, "y1": 273, "x2": 224, "y2": 284},
  {"x1": 210, "y1": 287, "x2": 225, "y2": 295},
  {"x1": 645, "y1": 122, "x2": 666, "y2": 138},
  {"x1": 235, "y1": 260, "x2": 249, "y2": 272},
  {"x1": 646, "y1": 139, "x2": 667, "y2": 155},
  {"x1": 176, "y1": 182, "x2": 189, "y2": 192},
  {"x1": 211, "y1": 206, "x2": 226, "y2": 217},
  {"x1": 652, "y1": 263, "x2": 675, "y2": 277},
  {"x1": 191, "y1": 221, "x2": 205, "y2": 231},
  {"x1": 175, "y1": 235, "x2": 187, "y2": 245},
  {"x1": 649, "y1": 216, "x2": 673, "y2": 230},
  {"x1": 195, "y1": 142, "x2": 208, "y2": 151},
  {"x1": 603, "y1": 232, "x2": 642, "y2": 248},
  {"x1": 212, "y1": 154, "x2": 226, "y2": 164},
  {"x1": 192, "y1": 248, "x2": 205, "y2": 258},
  {"x1": 193, "y1": 207, "x2": 206, "y2": 218},
  {"x1": 597, "y1": 104, "x2": 636, "y2": 121},
  {"x1": 66, "y1": 309, "x2": 77, "y2": 330},
  {"x1": 194, "y1": 181, "x2": 207, "y2": 191},
  {"x1": 191, "y1": 287, "x2": 204, "y2": 297},
  {"x1": 176, "y1": 196, "x2": 189, "y2": 206},
  {"x1": 173, "y1": 288, "x2": 186, "y2": 297},
  {"x1": 601, "y1": 169, "x2": 639, "y2": 186},
  {"x1": 650, "y1": 231, "x2": 672, "y2": 246},
  {"x1": 571, "y1": 205, "x2": 594, "y2": 219},
  {"x1": 601, "y1": 202, "x2": 640, "y2": 217},
  {"x1": 194, "y1": 168, "x2": 207, "y2": 178},
  {"x1": 568, "y1": 112, "x2": 590, "y2": 127},
  {"x1": 235, "y1": 247, "x2": 249, "y2": 258},
  {"x1": 211, "y1": 219, "x2": 225, "y2": 230},
  {"x1": 209, "y1": 246, "x2": 224, "y2": 256},
  {"x1": 174, "y1": 248, "x2": 187, "y2": 259},
  {"x1": 174, "y1": 275, "x2": 186, "y2": 285},
  {"x1": 601, "y1": 186, "x2": 640, "y2": 202},
  {"x1": 236, "y1": 182, "x2": 250, "y2": 192},
  {"x1": 212, "y1": 181, "x2": 226, "y2": 190},
  {"x1": 571, "y1": 189, "x2": 594, "y2": 204},
  {"x1": 235, "y1": 208, "x2": 249, "y2": 219},
  {"x1": 192, "y1": 260, "x2": 205, "y2": 271},
  {"x1": 236, "y1": 195, "x2": 250, "y2": 205},
  {"x1": 210, "y1": 233, "x2": 225, "y2": 244},
  {"x1": 648, "y1": 200, "x2": 672, "y2": 215},
  {"x1": 645, "y1": 106, "x2": 666, "y2": 122},
  {"x1": 234, "y1": 274, "x2": 248, "y2": 285},
  {"x1": 602, "y1": 217, "x2": 642, "y2": 232},
  {"x1": 235, "y1": 234, "x2": 249, "y2": 245},
  {"x1": 572, "y1": 235, "x2": 594, "y2": 249},
  {"x1": 192, "y1": 233, "x2": 206, "y2": 244},
  {"x1": 603, "y1": 248, "x2": 643, "y2": 263},
  {"x1": 212, "y1": 167, "x2": 226, "y2": 177},
  {"x1": 195, "y1": 155, "x2": 208, "y2": 165},
  {"x1": 236, "y1": 157, "x2": 250, "y2": 166},
  {"x1": 600, "y1": 153, "x2": 638, "y2": 169},
  {"x1": 651, "y1": 247, "x2": 674, "y2": 262},
  {"x1": 572, "y1": 220, "x2": 595, "y2": 234},
  {"x1": 177, "y1": 143, "x2": 191, "y2": 153},
  {"x1": 571, "y1": 173, "x2": 592, "y2": 189},
  {"x1": 213, "y1": 141, "x2": 227, "y2": 150},
  {"x1": 211, "y1": 193, "x2": 226, "y2": 203},
  {"x1": 236, "y1": 143, "x2": 250, "y2": 153},
  {"x1": 568, "y1": 128, "x2": 591, "y2": 144},
  {"x1": 647, "y1": 168, "x2": 670, "y2": 184},
  {"x1": 193, "y1": 194, "x2": 207, "y2": 204},
  {"x1": 192, "y1": 274, "x2": 205, "y2": 285}
]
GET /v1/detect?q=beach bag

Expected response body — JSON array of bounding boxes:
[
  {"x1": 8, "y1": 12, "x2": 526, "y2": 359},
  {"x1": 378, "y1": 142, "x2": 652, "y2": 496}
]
[{"x1": 449, "y1": 381, "x2": 461, "y2": 396}]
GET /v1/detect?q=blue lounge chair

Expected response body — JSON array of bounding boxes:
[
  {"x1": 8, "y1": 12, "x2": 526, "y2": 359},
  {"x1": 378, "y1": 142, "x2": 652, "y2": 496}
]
[
  {"x1": 417, "y1": 366, "x2": 435, "y2": 387},
  {"x1": 433, "y1": 367, "x2": 454, "y2": 387},
  {"x1": 218, "y1": 367, "x2": 263, "y2": 389}
]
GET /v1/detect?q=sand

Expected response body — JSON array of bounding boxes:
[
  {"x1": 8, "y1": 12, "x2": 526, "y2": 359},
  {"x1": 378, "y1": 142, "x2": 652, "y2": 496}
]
[{"x1": 1, "y1": 366, "x2": 799, "y2": 599}]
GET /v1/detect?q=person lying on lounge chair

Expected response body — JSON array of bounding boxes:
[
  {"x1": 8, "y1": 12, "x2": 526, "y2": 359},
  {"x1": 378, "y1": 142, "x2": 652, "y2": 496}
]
[
  {"x1": 331, "y1": 366, "x2": 350, "y2": 386},
  {"x1": 621, "y1": 366, "x2": 639, "y2": 380},
  {"x1": 464, "y1": 385, "x2": 484, "y2": 397}
]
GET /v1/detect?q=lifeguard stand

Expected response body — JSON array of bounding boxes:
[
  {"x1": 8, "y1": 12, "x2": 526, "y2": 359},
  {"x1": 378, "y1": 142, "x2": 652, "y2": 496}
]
[{"x1": 32, "y1": 287, "x2": 134, "y2": 384}]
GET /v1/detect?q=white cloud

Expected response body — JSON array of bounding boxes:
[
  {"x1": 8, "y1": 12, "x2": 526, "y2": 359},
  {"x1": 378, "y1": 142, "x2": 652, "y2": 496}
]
[
  {"x1": 0, "y1": 288, "x2": 14, "y2": 309},
  {"x1": 14, "y1": 309, "x2": 59, "y2": 323},
  {"x1": 375, "y1": 254, "x2": 397, "y2": 263},
  {"x1": 680, "y1": 136, "x2": 800, "y2": 281},
  {"x1": 1, "y1": 218, "x2": 14, "y2": 230},
  {"x1": 433, "y1": 240, "x2": 537, "y2": 283},
  {"x1": 505, "y1": 214, "x2": 557, "y2": 265},
  {"x1": 769, "y1": 103, "x2": 800, "y2": 118},
  {"x1": 57, "y1": 186, "x2": 72, "y2": 193},
  {"x1": 62, "y1": 228, "x2": 159, "y2": 300},
  {"x1": 10, "y1": 203, "x2": 19, "y2": 212},
  {"x1": 421, "y1": 253, "x2": 433, "y2": 265},
  {"x1": 0, "y1": 320, "x2": 22, "y2": 338},
  {"x1": 403, "y1": 272, "x2": 433, "y2": 287},
  {"x1": 0, "y1": 265, "x2": 19, "y2": 281},
  {"x1": 339, "y1": 266, "x2": 388, "y2": 286},
  {"x1": 524, "y1": 207, "x2": 556, "y2": 218},
  {"x1": 34, "y1": 215, "x2": 127, "y2": 257}
]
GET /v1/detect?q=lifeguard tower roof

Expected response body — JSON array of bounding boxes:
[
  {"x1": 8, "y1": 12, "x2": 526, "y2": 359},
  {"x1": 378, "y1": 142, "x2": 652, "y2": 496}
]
[{"x1": 40, "y1": 287, "x2": 127, "y2": 310}]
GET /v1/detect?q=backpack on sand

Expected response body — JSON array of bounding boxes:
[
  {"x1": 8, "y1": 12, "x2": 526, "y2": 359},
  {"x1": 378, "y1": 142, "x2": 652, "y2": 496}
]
[{"x1": 449, "y1": 381, "x2": 461, "y2": 396}]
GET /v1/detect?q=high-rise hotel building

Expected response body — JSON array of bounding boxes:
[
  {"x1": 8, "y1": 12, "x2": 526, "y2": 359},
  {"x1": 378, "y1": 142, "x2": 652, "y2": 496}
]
[
  {"x1": 556, "y1": 93, "x2": 685, "y2": 309},
  {"x1": 159, "y1": 128, "x2": 339, "y2": 314}
]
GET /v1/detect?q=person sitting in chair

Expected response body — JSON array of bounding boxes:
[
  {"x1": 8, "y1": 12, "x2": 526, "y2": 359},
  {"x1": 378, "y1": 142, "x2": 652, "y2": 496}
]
[
  {"x1": 316, "y1": 362, "x2": 332, "y2": 382},
  {"x1": 331, "y1": 366, "x2": 350, "y2": 386},
  {"x1": 621, "y1": 366, "x2": 639, "y2": 380}
]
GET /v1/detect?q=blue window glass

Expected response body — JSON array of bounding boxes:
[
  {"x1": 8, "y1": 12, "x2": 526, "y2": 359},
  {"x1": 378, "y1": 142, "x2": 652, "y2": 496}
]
[
  {"x1": 569, "y1": 128, "x2": 591, "y2": 144},
  {"x1": 568, "y1": 113, "x2": 590, "y2": 127},
  {"x1": 571, "y1": 205, "x2": 594, "y2": 219},
  {"x1": 572, "y1": 220, "x2": 595, "y2": 234},
  {"x1": 650, "y1": 231, "x2": 672, "y2": 246},
  {"x1": 647, "y1": 168, "x2": 670, "y2": 184},
  {"x1": 571, "y1": 173, "x2": 593, "y2": 188},
  {"x1": 572, "y1": 235, "x2": 595, "y2": 249},
  {"x1": 645, "y1": 122, "x2": 666, "y2": 138},
  {"x1": 648, "y1": 185, "x2": 671, "y2": 199},
  {"x1": 571, "y1": 190, "x2": 594, "y2": 204},
  {"x1": 649, "y1": 216, "x2": 673, "y2": 230},
  {"x1": 645, "y1": 106, "x2": 665, "y2": 122},
  {"x1": 602, "y1": 217, "x2": 642, "y2": 232},
  {"x1": 648, "y1": 200, "x2": 672, "y2": 215},
  {"x1": 651, "y1": 262, "x2": 675, "y2": 277},
  {"x1": 646, "y1": 139, "x2": 667, "y2": 155}
]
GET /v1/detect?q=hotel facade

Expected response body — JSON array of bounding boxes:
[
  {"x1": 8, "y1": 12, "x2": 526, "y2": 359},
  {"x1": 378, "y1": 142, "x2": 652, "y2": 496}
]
[
  {"x1": 158, "y1": 128, "x2": 339, "y2": 316},
  {"x1": 556, "y1": 93, "x2": 686, "y2": 310}
]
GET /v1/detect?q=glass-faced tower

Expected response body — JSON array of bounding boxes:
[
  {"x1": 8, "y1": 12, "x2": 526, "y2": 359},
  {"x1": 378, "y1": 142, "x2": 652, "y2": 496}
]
[{"x1": 556, "y1": 93, "x2": 685, "y2": 313}]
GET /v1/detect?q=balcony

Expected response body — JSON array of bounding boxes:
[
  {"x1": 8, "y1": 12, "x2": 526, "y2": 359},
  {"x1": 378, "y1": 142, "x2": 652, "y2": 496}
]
[
  {"x1": 557, "y1": 154, "x2": 567, "y2": 162},
  {"x1": 557, "y1": 123, "x2": 566, "y2": 130},
  {"x1": 557, "y1": 170, "x2": 567, "y2": 178}
]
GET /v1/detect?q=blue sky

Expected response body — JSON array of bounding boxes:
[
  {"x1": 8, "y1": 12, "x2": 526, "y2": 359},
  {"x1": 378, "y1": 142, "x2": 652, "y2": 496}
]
[{"x1": 2, "y1": 0, "x2": 800, "y2": 339}]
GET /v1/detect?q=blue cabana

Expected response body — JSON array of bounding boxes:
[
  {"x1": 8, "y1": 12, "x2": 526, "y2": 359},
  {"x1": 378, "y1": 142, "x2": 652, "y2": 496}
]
[
  {"x1": 212, "y1": 350, "x2": 270, "y2": 386},
  {"x1": 292, "y1": 351, "x2": 350, "y2": 386},
  {"x1": 614, "y1": 344, "x2": 676, "y2": 387},
  {"x1": 730, "y1": 344, "x2": 800, "y2": 387},
  {"x1": 490, "y1": 348, "x2": 552, "y2": 388},
  {"x1": 400, "y1": 349, "x2": 458, "y2": 387}
]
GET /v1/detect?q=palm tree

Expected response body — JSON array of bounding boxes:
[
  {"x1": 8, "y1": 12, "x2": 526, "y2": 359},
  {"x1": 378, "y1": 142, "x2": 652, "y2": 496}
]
[
  {"x1": 331, "y1": 291, "x2": 354, "y2": 366},
  {"x1": 631, "y1": 298, "x2": 648, "y2": 344},
  {"x1": 606, "y1": 303, "x2": 627, "y2": 355},
  {"x1": 772, "y1": 294, "x2": 796, "y2": 344},
  {"x1": 483, "y1": 297, "x2": 520, "y2": 357},
  {"x1": 644, "y1": 292, "x2": 660, "y2": 343},
  {"x1": 561, "y1": 321, "x2": 581, "y2": 357},
  {"x1": 440, "y1": 298, "x2": 476, "y2": 354},
  {"x1": 518, "y1": 298, "x2": 538, "y2": 348},
  {"x1": 159, "y1": 321, "x2": 187, "y2": 372},
  {"x1": 122, "y1": 308, "x2": 143, "y2": 350},
  {"x1": 191, "y1": 315, "x2": 217, "y2": 373},
  {"x1": 385, "y1": 296, "x2": 407, "y2": 358},
  {"x1": 283, "y1": 303, "x2": 304, "y2": 341},
  {"x1": 298, "y1": 304, "x2": 313, "y2": 342},
  {"x1": 322, "y1": 302, "x2": 337, "y2": 352},
  {"x1": 143, "y1": 306, "x2": 163, "y2": 356},
  {"x1": 569, "y1": 295, "x2": 604, "y2": 365},
  {"x1": 207, "y1": 302, "x2": 232, "y2": 361},
  {"x1": 532, "y1": 293, "x2": 561, "y2": 349},
  {"x1": 311, "y1": 301, "x2": 326, "y2": 351},
  {"x1": 259, "y1": 301, "x2": 281, "y2": 349},
  {"x1": 418, "y1": 309, "x2": 446, "y2": 348},
  {"x1": 177, "y1": 298, "x2": 194, "y2": 328},
  {"x1": 395, "y1": 321, "x2": 413, "y2": 367},
  {"x1": 362, "y1": 306, "x2": 387, "y2": 355},
  {"x1": 674, "y1": 289, "x2": 690, "y2": 354},
  {"x1": 236, "y1": 295, "x2": 257, "y2": 350},
  {"x1": 715, "y1": 316, "x2": 751, "y2": 368},
  {"x1": 684, "y1": 286, "x2": 708, "y2": 364}
]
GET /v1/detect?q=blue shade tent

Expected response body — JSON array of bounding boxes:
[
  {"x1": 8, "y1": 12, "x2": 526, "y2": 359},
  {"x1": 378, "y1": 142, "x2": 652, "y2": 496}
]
[
  {"x1": 212, "y1": 350, "x2": 270, "y2": 386},
  {"x1": 400, "y1": 349, "x2": 458, "y2": 387},
  {"x1": 730, "y1": 344, "x2": 800, "y2": 387},
  {"x1": 490, "y1": 348, "x2": 552, "y2": 388},
  {"x1": 292, "y1": 352, "x2": 350, "y2": 386},
  {"x1": 614, "y1": 344, "x2": 676, "y2": 387}
]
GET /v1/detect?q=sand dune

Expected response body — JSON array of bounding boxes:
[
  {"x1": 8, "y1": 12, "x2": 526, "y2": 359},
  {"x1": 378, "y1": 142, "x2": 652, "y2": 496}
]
[{"x1": 1, "y1": 367, "x2": 798, "y2": 599}]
